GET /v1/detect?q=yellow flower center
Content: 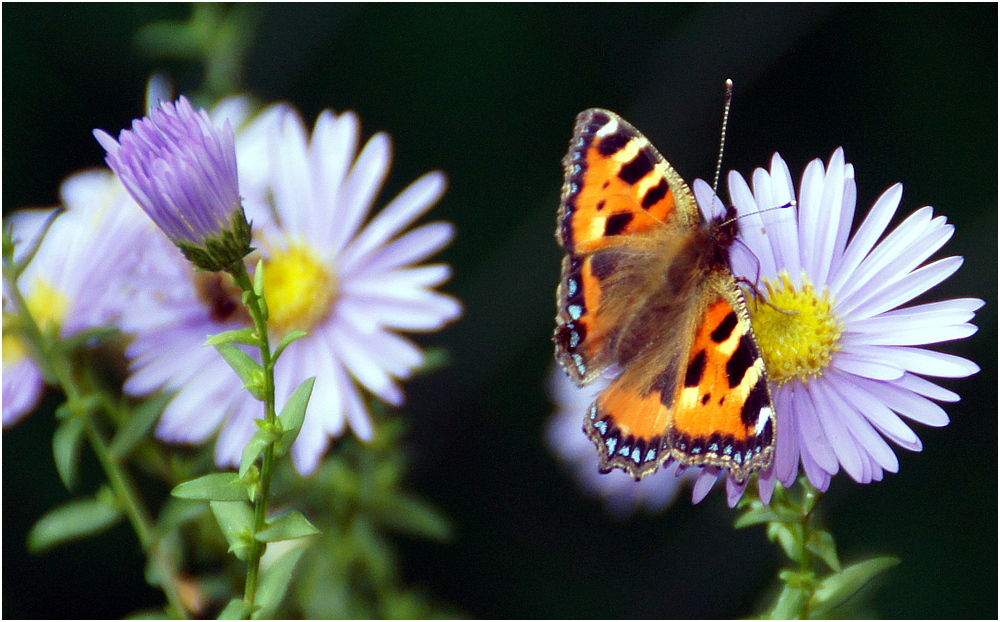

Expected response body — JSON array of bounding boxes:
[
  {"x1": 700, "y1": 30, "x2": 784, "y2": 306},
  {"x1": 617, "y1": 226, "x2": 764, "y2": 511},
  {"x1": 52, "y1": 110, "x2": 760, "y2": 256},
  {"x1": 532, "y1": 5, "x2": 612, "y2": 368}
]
[
  {"x1": 262, "y1": 244, "x2": 338, "y2": 334},
  {"x1": 747, "y1": 271, "x2": 843, "y2": 386},
  {"x1": 3, "y1": 277, "x2": 69, "y2": 366},
  {"x1": 27, "y1": 277, "x2": 71, "y2": 335}
]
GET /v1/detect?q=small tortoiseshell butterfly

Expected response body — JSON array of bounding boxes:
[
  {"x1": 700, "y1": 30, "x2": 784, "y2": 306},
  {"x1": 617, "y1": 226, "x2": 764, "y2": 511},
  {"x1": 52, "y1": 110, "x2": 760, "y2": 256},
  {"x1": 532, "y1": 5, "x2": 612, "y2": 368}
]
[{"x1": 554, "y1": 109, "x2": 775, "y2": 484}]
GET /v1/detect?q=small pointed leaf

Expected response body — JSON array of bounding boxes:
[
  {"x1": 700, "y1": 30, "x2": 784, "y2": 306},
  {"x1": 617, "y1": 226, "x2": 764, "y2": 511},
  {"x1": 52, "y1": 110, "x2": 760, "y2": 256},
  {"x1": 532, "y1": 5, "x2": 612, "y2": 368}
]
[
  {"x1": 213, "y1": 342, "x2": 265, "y2": 400},
  {"x1": 256, "y1": 511, "x2": 320, "y2": 543},
  {"x1": 210, "y1": 500, "x2": 255, "y2": 561},
  {"x1": 239, "y1": 431, "x2": 273, "y2": 480},
  {"x1": 217, "y1": 598, "x2": 251, "y2": 620},
  {"x1": 272, "y1": 330, "x2": 308, "y2": 362},
  {"x1": 808, "y1": 556, "x2": 900, "y2": 618},
  {"x1": 767, "y1": 522, "x2": 802, "y2": 563},
  {"x1": 252, "y1": 543, "x2": 308, "y2": 619},
  {"x1": 205, "y1": 327, "x2": 261, "y2": 347},
  {"x1": 375, "y1": 493, "x2": 451, "y2": 541},
  {"x1": 52, "y1": 416, "x2": 85, "y2": 490},
  {"x1": 172, "y1": 473, "x2": 248, "y2": 501},
  {"x1": 110, "y1": 393, "x2": 171, "y2": 460},
  {"x1": 274, "y1": 377, "x2": 315, "y2": 456},
  {"x1": 28, "y1": 496, "x2": 123, "y2": 553},
  {"x1": 806, "y1": 530, "x2": 841, "y2": 572}
]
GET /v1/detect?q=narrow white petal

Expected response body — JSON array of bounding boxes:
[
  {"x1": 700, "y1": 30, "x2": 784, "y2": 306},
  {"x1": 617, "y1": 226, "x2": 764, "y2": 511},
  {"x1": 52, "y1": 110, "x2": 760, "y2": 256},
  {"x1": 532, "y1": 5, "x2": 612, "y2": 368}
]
[
  {"x1": 831, "y1": 350, "x2": 905, "y2": 380},
  {"x1": 896, "y1": 372, "x2": 959, "y2": 402},
  {"x1": 810, "y1": 148, "x2": 846, "y2": 284},
  {"x1": 311, "y1": 110, "x2": 359, "y2": 255},
  {"x1": 873, "y1": 345, "x2": 980, "y2": 378},
  {"x1": 340, "y1": 171, "x2": 447, "y2": 275},
  {"x1": 364, "y1": 222, "x2": 455, "y2": 273},
  {"x1": 840, "y1": 256, "x2": 963, "y2": 320},
  {"x1": 796, "y1": 158, "x2": 827, "y2": 282},
  {"x1": 330, "y1": 131, "x2": 392, "y2": 258},
  {"x1": 728, "y1": 171, "x2": 778, "y2": 280},
  {"x1": 807, "y1": 381, "x2": 864, "y2": 481},
  {"x1": 271, "y1": 109, "x2": 314, "y2": 235},
  {"x1": 842, "y1": 324, "x2": 978, "y2": 347},
  {"x1": 828, "y1": 183, "x2": 902, "y2": 294},
  {"x1": 793, "y1": 385, "x2": 839, "y2": 473}
]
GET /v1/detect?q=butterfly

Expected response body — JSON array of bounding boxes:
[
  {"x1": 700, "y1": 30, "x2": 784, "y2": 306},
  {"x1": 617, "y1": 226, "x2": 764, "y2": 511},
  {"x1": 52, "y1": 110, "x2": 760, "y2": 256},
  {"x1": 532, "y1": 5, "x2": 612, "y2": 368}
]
[{"x1": 554, "y1": 108, "x2": 775, "y2": 484}]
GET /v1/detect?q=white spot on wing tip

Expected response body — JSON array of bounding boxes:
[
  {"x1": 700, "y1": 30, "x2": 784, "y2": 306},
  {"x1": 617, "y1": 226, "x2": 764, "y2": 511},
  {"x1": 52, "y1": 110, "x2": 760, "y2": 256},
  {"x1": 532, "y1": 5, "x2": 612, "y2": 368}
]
[{"x1": 596, "y1": 118, "x2": 619, "y2": 137}]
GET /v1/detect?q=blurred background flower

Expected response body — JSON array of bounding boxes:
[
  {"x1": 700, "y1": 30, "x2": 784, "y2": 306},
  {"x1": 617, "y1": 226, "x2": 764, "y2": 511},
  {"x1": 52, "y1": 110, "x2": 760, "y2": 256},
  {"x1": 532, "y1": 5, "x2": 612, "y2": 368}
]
[{"x1": 4, "y1": 4, "x2": 993, "y2": 619}]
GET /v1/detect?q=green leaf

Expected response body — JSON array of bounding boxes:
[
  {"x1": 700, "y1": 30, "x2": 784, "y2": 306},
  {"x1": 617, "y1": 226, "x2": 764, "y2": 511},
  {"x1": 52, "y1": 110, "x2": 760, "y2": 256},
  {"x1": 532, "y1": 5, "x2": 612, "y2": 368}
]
[
  {"x1": 239, "y1": 431, "x2": 273, "y2": 480},
  {"x1": 272, "y1": 329, "x2": 307, "y2": 362},
  {"x1": 767, "y1": 522, "x2": 802, "y2": 563},
  {"x1": 253, "y1": 258, "x2": 265, "y2": 298},
  {"x1": 253, "y1": 542, "x2": 309, "y2": 619},
  {"x1": 274, "y1": 377, "x2": 315, "y2": 456},
  {"x1": 205, "y1": 327, "x2": 262, "y2": 347},
  {"x1": 806, "y1": 530, "x2": 841, "y2": 572},
  {"x1": 52, "y1": 416, "x2": 85, "y2": 490},
  {"x1": 768, "y1": 583, "x2": 810, "y2": 620},
  {"x1": 172, "y1": 473, "x2": 248, "y2": 501},
  {"x1": 28, "y1": 495, "x2": 123, "y2": 553},
  {"x1": 217, "y1": 598, "x2": 251, "y2": 620},
  {"x1": 210, "y1": 500, "x2": 255, "y2": 561},
  {"x1": 808, "y1": 556, "x2": 900, "y2": 618},
  {"x1": 375, "y1": 493, "x2": 451, "y2": 542},
  {"x1": 734, "y1": 503, "x2": 799, "y2": 528},
  {"x1": 256, "y1": 511, "x2": 320, "y2": 543},
  {"x1": 213, "y1": 342, "x2": 266, "y2": 400},
  {"x1": 154, "y1": 497, "x2": 209, "y2": 539},
  {"x1": 110, "y1": 393, "x2": 171, "y2": 461}
]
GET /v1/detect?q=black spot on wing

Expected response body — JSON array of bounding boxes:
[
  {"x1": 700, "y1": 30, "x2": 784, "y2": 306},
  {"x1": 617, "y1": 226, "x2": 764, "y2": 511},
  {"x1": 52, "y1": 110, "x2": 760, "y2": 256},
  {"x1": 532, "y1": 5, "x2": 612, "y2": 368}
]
[
  {"x1": 725, "y1": 334, "x2": 757, "y2": 389},
  {"x1": 619, "y1": 150, "x2": 655, "y2": 185},
  {"x1": 604, "y1": 211, "x2": 634, "y2": 236},
  {"x1": 685, "y1": 350, "x2": 707, "y2": 388},
  {"x1": 596, "y1": 129, "x2": 630, "y2": 157},
  {"x1": 642, "y1": 177, "x2": 669, "y2": 210},
  {"x1": 711, "y1": 311, "x2": 738, "y2": 343}
]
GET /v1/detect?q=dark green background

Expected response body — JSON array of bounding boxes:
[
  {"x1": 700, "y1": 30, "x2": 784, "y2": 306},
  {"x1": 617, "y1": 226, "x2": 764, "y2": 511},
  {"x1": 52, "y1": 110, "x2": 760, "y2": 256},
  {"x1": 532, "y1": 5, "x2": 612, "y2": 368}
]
[{"x1": 4, "y1": 4, "x2": 996, "y2": 618}]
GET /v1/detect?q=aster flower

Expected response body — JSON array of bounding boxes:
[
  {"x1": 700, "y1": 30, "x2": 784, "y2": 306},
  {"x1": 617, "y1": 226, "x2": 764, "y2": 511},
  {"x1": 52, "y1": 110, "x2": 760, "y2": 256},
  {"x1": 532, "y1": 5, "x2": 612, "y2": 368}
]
[
  {"x1": 94, "y1": 96, "x2": 251, "y2": 271},
  {"x1": 546, "y1": 366, "x2": 694, "y2": 515},
  {"x1": 118, "y1": 102, "x2": 461, "y2": 475},
  {"x1": 686, "y1": 147, "x2": 981, "y2": 499},
  {"x1": 2, "y1": 170, "x2": 146, "y2": 425}
]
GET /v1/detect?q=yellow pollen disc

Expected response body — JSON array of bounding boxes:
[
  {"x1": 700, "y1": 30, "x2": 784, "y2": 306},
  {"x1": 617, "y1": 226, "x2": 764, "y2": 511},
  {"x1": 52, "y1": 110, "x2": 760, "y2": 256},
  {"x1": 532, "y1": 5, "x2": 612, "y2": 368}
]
[
  {"x1": 747, "y1": 271, "x2": 843, "y2": 386},
  {"x1": 27, "y1": 277, "x2": 71, "y2": 335},
  {"x1": 2, "y1": 330, "x2": 28, "y2": 365},
  {"x1": 262, "y1": 244, "x2": 338, "y2": 334}
]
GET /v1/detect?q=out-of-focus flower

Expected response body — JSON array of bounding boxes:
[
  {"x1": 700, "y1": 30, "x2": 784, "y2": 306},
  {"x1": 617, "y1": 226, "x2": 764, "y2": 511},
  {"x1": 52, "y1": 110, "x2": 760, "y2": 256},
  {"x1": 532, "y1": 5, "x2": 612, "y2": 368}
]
[
  {"x1": 683, "y1": 148, "x2": 982, "y2": 503},
  {"x1": 119, "y1": 102, "x2": 462, "y2": 475},
  {"x1": 2, "y1": 170, "x2": 145, "y2": 425},
  {"x1": 547, "y1": 366, "x2": 695, "y2": 515},
  {"x1": 95, "y1": 96, "x2": 251, "y2": 271}
]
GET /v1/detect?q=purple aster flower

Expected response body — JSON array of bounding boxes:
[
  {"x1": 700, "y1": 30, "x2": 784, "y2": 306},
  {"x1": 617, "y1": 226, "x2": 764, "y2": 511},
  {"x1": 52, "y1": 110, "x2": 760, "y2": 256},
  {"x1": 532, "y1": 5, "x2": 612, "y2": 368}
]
[
  {"x1": 3, "y1": 170, "x2": 146, "y2": 425},
  {"x1": 94, "y1": 96, "x2": 251, "y2": 271},
  {"x1": 685, "y1": 148, "x2": 982, "y2": 500},
  {"x1": 546, "y1": 365, "x2": 697, "y2": 515},
  {"x1": 119, "y1": 103, "x2": 462, "y2": 475}
]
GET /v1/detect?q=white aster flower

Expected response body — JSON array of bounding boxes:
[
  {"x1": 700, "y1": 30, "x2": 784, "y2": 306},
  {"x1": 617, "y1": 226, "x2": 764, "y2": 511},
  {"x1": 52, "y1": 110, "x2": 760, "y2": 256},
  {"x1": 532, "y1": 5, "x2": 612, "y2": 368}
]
[
  {"x1": 688, "y1": 147, "x2": 981, "y2": 500},
  {"x1": 3, "y1": 170, "x2": 145, "y2": 425},
  {"x1": 119, "y1": 102, "x2": 462, "y2": 475}
]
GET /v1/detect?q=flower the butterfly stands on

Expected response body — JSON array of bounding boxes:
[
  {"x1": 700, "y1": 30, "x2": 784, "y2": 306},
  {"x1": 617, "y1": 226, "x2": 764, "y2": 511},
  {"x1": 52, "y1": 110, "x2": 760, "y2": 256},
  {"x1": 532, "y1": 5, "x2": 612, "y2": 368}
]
[{"x1": 552, "y1": 108, "x2": 982, "y2": 617}]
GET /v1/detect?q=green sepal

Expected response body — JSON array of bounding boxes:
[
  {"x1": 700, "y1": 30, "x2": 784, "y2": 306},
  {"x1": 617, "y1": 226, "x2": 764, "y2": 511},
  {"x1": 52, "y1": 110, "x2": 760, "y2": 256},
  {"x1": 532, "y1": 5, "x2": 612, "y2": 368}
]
[
  {"x1": 172, "y1": 473, "x2": 248, "y2": 501},
  {"x1": 213, "y1": 342, "x2": 266, "y2": 400},
  {"x1": 806, "y1": 530, "x2": 841, "y2": 572},
  {"x1": 808, "y1": 556, "x2": 899, "y2": 618},
  {"x1": 252, "y1": 542, "x2": 308, "y2": 619},
  {"x1": 374, "y1": 493, "x2": 452, "y2": 542},
  {"x1": 52, "y1": 416, "x2": 85, "y2": 490},
  {"x1": 205, "y1": 327, "x2": 262, "y2": 348},
  {"x1": 28, "y1": 493, "x2": 123, "y2": 553},
  {"x1": 767, "y1": 521, "x2": 801, "y2": 563},
  {"x1": 274, "y1": 377, "x2": 315, "y2": 457},
  {"x1": 110, "y1": 393, "x2": 171, "y2": 461},
  {"x1": 255, "y1": 511, "x2": 320, "y2": 543},
  {"x1": 272, "y1": 330, "x2": 308, "y2": 363},
  {"x1": 217, "y1": 598, "x2": 252, "y2": 620},
  {"x1": 209, "y1": 500, "x2": 255, "y2": 561},
  {"x1": 252, "y1": 258, "x2": 268, "y2": 321}
]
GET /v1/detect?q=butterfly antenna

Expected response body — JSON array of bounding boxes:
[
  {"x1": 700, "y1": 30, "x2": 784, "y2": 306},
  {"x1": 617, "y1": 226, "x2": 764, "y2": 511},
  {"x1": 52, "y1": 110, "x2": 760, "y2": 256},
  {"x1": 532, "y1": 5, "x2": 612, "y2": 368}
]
[{"x1": 712, "y1": 79, "x2": 734, "y2": 194}]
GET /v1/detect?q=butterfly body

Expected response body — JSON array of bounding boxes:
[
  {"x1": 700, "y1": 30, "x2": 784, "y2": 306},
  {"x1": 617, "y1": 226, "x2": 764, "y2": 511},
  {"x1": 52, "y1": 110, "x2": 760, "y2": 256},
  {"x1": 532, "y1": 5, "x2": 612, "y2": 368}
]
[{"x1": 554, "y1": 109, "x2": 775, "y2": 483}]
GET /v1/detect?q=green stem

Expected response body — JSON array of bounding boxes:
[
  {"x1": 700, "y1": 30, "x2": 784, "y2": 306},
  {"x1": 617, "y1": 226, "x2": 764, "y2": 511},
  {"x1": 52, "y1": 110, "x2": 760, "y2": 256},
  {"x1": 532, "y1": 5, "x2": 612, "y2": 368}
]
[
  {"x1": 3, "y1": 260, "x2": 189, "y2": 618},
  {"x1": 228, "y1": 261, "x2": 277, "y2": 617}
]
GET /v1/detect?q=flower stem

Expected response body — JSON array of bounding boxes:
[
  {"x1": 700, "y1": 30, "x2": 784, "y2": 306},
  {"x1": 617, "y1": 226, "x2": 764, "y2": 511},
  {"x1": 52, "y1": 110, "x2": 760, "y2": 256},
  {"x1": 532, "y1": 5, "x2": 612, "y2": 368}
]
[
  {"x1": 228, "y1": 261, "x2": 277, "y2": 617},
  {"x1": 2, "y1": 260, "x2": 190, "y2": 618}
]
